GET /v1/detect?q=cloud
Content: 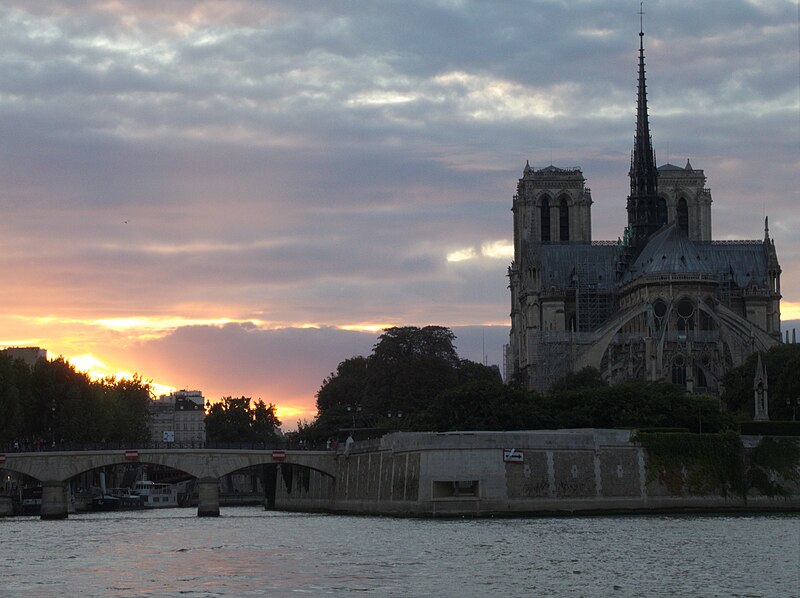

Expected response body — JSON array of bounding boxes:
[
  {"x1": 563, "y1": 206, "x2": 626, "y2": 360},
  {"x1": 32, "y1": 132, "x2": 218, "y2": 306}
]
[
  {"x1": 0, "y1": 1, "x2": 797, "y2": 418},
  {"x1": 98, "y1": 322, "x2": 510, "y2": 421}
]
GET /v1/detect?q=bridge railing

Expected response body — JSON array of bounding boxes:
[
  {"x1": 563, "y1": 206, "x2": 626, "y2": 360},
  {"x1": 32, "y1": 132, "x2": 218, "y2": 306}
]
[{"x1": 0, "y1": 440, "x2": 298, "y2": 453}]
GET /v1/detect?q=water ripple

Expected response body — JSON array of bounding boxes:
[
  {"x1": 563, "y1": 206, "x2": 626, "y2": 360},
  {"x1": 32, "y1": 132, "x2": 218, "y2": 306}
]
[{"x1": 0, "y1": 508, "x2": 798, "y2": 597}]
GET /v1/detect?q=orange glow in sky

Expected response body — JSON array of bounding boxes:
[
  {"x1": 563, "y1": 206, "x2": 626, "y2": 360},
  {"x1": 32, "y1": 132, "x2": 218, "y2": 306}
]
[
  {"x1": 0, "y1": 2, "x2": 797, "y2": 431},
  {"x1": 782, "y1": 301, "x2": 800, "y2": 321}
]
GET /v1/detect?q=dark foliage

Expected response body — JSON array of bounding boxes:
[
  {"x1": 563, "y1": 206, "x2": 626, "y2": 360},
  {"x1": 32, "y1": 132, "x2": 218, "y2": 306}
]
[
  {"x1": 300, "y1": 326, "x2": 499, "y2": 440},
  {"x1": 422, "y1": 380, "x2": 540, "y2": 431},
  {"x1": 0, "y1": 354, "x2": 151, "y2": 445},
  {"x1": 205, "y1": 396, "x2": 282, "y2": 443},
  {"x1": 542, "y1": 376, "x2": 730, "y2": 433},
  {"x1": 721, "y1": 344, "x2": 800, "y2": 420},
  {"x1": 300, "y1": 330, "x2": 734, "y2": 441},
  {"x1": 739, "y1": 421, "x2": 800, "y2": 436}
]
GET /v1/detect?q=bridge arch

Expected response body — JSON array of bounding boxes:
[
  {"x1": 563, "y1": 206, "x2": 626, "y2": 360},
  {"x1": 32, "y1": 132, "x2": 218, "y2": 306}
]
[{"x1": 1, "y1": 449, "x2": 336, "y2": 519}]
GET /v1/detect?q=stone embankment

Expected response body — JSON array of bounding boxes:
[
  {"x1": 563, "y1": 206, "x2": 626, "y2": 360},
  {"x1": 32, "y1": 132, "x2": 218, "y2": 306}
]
[{"x1": 274, "y1": 429, "x2": 800, "y2": 516}]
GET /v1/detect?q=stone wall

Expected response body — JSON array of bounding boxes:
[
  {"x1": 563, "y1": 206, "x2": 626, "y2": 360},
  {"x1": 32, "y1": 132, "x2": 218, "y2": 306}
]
[{"x1": 274, "y1": 430, "x2": 800, "y2": 516}]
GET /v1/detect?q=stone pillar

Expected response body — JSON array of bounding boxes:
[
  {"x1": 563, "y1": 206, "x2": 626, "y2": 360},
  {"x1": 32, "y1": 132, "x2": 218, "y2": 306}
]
[
  {"x1": 41, "y1": 481, "x2": 69, "y2": 520},
  {"x1": 197, "y1": 477, "x2": 220, "y2": 517},
  {"x1": 262, "y1": 464, "x2": 277, "y2": 510}
]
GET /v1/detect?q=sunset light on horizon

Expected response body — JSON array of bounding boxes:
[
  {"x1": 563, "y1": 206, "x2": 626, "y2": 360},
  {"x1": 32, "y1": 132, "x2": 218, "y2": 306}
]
[{"x1": 0, "y1": 2, "x2": 797, "y2": 428}]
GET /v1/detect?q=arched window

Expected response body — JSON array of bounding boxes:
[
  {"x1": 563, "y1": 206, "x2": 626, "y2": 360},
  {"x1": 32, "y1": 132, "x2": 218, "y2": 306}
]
[
  {"x1": 677, "y1": 198, "x2": 689, "y2": 233},
  {"x1": 540, "y1": 197, "x2": 551, "y2": 242},
  {"x1": 652, "y1": 298, "x2": 667, "y2": 332},
  {"x1": 657, "y1": 197, "x2": 667, "y2": 226},
  {"x1": 695, "y1": 365, "x2": 707, "y2": 389},
  {"x1": 676, "y1": 297, "x2": 694, "y2": 338},
  {"x1": 559, "y1": 197, "x2": 569, "y2": 241},
  {"x1": 671, "y1": 355, "x2": 687, "y2": 387}
]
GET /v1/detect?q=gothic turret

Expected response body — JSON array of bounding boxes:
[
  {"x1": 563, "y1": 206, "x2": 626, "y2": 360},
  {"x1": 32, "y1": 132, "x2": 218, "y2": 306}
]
[{"x1": 626, "y1": 22, "x2": 660, "y2": 252}]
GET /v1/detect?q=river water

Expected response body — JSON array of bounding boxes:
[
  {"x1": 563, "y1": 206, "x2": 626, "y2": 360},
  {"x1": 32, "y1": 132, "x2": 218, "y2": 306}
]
[{"x1": 1, "y1": 508, "x2": 797, "y2": 597}]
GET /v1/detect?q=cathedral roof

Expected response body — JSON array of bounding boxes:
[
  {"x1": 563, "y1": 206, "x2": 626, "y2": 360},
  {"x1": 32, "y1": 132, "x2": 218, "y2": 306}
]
[
  {"x1": 626, "y1": 223, "x2": 713, "y2": 280},
  {"x1": 530, "y1": 228, "x2": 769, "y2": 295},
  {"x1": 536, "y1": 243, "x2": 618, "y2": 291},
  {"x1": 621, "y1": 223, "x2": 769, "y2": 288},
  {"x1": 703, "y1": 241, "x2": 769, "y2": 288}
]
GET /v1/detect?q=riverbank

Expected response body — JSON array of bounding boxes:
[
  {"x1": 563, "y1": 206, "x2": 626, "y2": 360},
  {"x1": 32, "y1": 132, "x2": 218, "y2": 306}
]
[{"x1": 273, "y1": 429, "x2": 800, "y2": 517}]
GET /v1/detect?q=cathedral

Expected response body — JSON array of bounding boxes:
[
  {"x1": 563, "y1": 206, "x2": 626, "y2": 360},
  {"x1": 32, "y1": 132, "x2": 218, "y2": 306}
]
[{"x1": 507, "y1": 27, "x2": 782, "y2": 394}]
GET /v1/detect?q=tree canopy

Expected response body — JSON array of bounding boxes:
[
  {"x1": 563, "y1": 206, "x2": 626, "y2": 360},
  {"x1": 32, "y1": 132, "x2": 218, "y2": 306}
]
[
  {"x1": 721, "y1": 344, "x2": 800, "y2": 420},
  {"x1": 0, "y1": 354, "x2": 151, "y2": 445},
  {"x1": 299, "y1": 326, "x2": 737, "y2": 441},
  {"x1": 303, "y1": 326, "x2": 500, "y2": 439},
  {"x1": 205, "y1": 396, "x2": 282, "y2": 443},
  {"x1": 542, "y1": 373, "x2": 729, "y2": 433}
]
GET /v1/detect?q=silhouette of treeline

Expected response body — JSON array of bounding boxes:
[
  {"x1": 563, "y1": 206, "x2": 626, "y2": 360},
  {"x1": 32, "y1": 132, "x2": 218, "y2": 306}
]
[
  {"x1": 299, "y1": 326, "x2": 800, "y2": 441},
  {"x1": 0, "y1": 354, "x2": 150, "y2": 446}
]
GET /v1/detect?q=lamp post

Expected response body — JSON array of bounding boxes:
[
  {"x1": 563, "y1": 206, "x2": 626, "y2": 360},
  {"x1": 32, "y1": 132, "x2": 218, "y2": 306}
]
[
  {"x1": 387, "y1": 410, "x2": 403, "y2": 429},
  {"x1": 786, "y1": 396, "x2": 799, "y2": 422},
  {"x1": 346, "y1": 404, "x2": 361, "y2": 429},
  {"x1": 50, "y1": 400, "x2": 56, "y2": 449}
]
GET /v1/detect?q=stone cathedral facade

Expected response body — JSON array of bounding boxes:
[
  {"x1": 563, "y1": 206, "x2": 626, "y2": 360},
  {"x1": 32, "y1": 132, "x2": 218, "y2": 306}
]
[{"x1": 507, "y1": 28, "x2": 782, "y2": 394}]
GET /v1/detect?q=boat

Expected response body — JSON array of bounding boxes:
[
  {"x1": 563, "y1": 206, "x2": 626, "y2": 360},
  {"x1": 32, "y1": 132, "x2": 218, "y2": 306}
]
[
  {"x1": 90, "y1": 472, "x2": 144, "y2": 511},
  {"x1": 20, "y1": 486, "x2": 42, "y2": 515},
  {"x1": 108, "y1": 488, "x2": 145, "y2": 508},
  {"x1": 90, "y1": 487, "x2": 146, "y2": 511},
  {"x1": 133, "y1": 479, "x2": 178, "y2": 508},
  {"x1": 90, "y1": 494, "x2": 121, "y2": 511}
]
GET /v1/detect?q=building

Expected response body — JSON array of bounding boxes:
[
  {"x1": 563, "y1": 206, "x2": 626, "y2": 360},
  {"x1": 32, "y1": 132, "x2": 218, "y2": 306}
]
[
  {"x1": 0, "y1": 347, "x2": 47, "y2": 368},
  {"x1": 507, "y1": 26, "x2": 782, "y2": 393},
  {"x1": 148, "y1": 390, "x2": 206, "y2": 444}
]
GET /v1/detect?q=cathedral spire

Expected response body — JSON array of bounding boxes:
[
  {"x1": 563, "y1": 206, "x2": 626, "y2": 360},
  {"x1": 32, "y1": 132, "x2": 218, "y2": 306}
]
[{"x1": 626, "y1": 5, "x2": 660, "y2": 251}]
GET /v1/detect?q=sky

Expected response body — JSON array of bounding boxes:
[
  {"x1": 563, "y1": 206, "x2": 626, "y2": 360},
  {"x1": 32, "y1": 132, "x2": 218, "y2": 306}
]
[{"x1": 0, "y1": 1, "x2": 798, "y2": 426}]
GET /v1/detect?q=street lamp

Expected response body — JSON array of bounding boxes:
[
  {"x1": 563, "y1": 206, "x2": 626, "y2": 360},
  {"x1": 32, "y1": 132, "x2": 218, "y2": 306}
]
[
  {"x1": 786, "y1": 396, "x2": 799, "y2": 422},
  {"x1": 51, "y1": 400, "x2": 56, "y2": 449},
  {"x1": 387, "y1": 410, "x2": 403, "y2": 429},
  {"x1": 346, "y1": 404, "x2": 362, "y2": 428}
]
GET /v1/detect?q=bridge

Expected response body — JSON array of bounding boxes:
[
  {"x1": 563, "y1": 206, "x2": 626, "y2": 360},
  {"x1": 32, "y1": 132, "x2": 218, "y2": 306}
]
[{"x1": 0, "y1": 448, "x2": 336, "y2": 519}]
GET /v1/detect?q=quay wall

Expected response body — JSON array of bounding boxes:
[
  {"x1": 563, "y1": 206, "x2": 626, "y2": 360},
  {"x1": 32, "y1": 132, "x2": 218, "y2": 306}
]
[{"x1": 274, "y1": 430, "x2": 800, "y2": 516}]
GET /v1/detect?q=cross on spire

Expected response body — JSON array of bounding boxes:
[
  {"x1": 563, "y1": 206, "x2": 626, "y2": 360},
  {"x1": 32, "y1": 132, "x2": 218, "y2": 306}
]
[{"x1": 639, "y1": 2, "x2": 644, "y2": 35}]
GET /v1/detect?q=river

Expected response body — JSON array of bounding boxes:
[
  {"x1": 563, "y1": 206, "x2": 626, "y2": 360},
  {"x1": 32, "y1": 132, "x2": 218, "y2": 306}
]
[{"x1": 1, "y1": 508, "x2": 798, "y2": 597}]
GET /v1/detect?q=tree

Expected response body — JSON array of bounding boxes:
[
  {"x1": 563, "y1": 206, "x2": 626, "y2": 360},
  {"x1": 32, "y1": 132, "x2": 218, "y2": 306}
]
[
  {"x1": 549, "y1": 367, "x2": 607, "y2": 393},
  {"x1": 0, "y1": 354, "x2": 24, "y2": 443},
  {"x1": 721, "y1": 345, "x2": 800, "y2": 420},
  {"x1": 371, "y1": 326, "x2": 459, "y2": 366},
  {"x1": 422, "y1": 380, "x2": 541, "y2": 431},
  {"x1": 776, "y1": 353, "x2": 800, "y2": 420},
  {"x1": 315, "y1": 357, "x2": 369, "y2": 413},
  {"x1": 456, "y1": 360, "x2": 503, "y2": 386},
  {"x1": 205, "y1": 396, "x2": 282, "y2": 443},
  {"x1": 364, "y1": 326, "x2": 461, "y2": 417},
  {"x1": 305, "y1": 325, "x2": 502, "y2": 438},
  {"x1": 0, "y1": 355, "x2": 154, "y2": 444},
  {"x1": 542, "y1": 379, "x2": 730, "y2": 433},
  {"x1": 252, "y1": 400, "x2": 282, "y2": 442},
  {"x1": 106, "y1": 375, "x2": 152, "y2": 442}
]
